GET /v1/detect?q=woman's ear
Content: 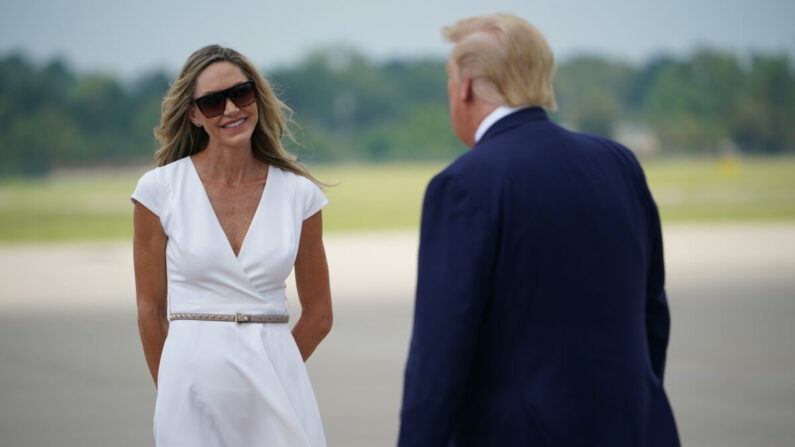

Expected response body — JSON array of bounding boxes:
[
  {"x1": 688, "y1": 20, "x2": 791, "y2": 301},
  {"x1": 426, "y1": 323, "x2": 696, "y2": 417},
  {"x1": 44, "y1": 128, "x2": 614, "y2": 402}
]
[{"x1": 188, "y1": 107, "x2": 202, "y2": 127}]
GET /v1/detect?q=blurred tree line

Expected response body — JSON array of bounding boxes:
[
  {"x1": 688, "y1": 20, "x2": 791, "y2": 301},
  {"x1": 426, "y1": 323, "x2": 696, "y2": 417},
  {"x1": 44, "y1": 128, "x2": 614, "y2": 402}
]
[{"x1": 1, "y1": 47, "x2": 793, "y2": 177}]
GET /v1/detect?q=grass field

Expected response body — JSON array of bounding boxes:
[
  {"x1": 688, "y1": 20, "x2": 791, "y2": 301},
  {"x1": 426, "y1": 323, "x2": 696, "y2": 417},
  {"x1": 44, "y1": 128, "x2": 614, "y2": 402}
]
[{"x1": 0, "y1": 157, "x2": 793, "y2": 242}]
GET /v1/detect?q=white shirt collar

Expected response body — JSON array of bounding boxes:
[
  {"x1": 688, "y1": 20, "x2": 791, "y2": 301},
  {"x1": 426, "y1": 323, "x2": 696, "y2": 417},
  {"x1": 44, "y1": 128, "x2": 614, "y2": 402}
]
[{"x1": 474, "y1": 105, "x2": 530, "y2": 143}]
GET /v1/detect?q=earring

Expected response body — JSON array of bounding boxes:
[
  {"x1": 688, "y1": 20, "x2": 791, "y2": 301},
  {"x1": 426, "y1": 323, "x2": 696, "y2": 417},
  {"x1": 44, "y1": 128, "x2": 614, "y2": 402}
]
[{"x1": 195, "y1": 123, "x2": 202, "y2": 128}]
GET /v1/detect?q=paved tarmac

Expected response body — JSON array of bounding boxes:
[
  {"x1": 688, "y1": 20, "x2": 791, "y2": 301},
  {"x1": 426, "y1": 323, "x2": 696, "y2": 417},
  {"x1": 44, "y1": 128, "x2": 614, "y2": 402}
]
[{"x1": 1, "y1": 224, "x2": 794, "y2": 446}]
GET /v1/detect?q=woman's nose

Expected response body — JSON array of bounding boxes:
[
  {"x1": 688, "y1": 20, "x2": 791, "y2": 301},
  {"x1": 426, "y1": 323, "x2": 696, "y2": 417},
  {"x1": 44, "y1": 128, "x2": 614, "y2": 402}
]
[{"x1": 223, "y1": 97, "x2": 240, "y2": 115}]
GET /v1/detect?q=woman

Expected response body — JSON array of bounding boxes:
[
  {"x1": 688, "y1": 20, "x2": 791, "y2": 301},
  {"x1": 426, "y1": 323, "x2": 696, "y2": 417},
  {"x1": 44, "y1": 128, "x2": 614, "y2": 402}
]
[{"x1": 131, "y1": 45, "x2": 332, "y2": 446}]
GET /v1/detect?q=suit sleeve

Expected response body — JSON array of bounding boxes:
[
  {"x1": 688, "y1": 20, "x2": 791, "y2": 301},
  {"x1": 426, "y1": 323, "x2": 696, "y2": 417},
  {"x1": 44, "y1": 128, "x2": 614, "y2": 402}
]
[
  {"x1": 644, "y1": 180, "x2": 671, "y2": 382},
  {"x1": 398, "y1": 172, "x2": 498, "y2": 446}
]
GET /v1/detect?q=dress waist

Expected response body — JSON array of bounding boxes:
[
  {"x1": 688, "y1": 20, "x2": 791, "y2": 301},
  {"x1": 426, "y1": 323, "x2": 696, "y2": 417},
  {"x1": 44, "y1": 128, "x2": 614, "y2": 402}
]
[{"x1": 168, "y1": 295, "x2": 288, "y2": 316}]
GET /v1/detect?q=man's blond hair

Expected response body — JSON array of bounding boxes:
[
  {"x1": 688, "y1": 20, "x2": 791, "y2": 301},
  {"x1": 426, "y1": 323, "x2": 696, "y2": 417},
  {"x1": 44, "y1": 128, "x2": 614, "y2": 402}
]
[{"x1": 443, "y1": 13, "x2": 557, "y2": 110}]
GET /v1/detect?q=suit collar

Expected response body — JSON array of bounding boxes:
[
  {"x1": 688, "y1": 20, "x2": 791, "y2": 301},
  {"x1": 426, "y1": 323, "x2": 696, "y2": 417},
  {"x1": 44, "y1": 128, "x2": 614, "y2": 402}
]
[
  {"x1": 475, "y1": 105, "x2": 530, "y2": 143},
  {"x1": 477, "y1": 107, "x2": 549, "y2": 145}
]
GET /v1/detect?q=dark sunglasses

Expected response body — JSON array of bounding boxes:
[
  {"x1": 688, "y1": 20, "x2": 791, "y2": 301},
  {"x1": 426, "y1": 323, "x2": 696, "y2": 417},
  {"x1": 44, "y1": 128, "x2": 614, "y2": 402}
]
[{"x1": 193, "y1": 81, "x2": 256, "y2": 118}]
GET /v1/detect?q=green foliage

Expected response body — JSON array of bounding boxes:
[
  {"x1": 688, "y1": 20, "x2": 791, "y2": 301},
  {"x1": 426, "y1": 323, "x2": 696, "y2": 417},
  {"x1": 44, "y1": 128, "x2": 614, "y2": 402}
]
[
  {"x1": 1, "y1": 47, "x2": 794, "y2": 178},
  {"x1": 554, "y1": 56, "x2": 635, "y2": 136},
  {"x1": 641, "y1": 50, "x2": 739, "y2": 151},
  {"x1": 0, "y1": 53, "x2": 167, "y2": 176},
  {"x1": 272, "y1": 48, "x2": 460, "y2": 162},
  {"x1": 731, "y1": 55, "x2": 795, "y2": 152}
]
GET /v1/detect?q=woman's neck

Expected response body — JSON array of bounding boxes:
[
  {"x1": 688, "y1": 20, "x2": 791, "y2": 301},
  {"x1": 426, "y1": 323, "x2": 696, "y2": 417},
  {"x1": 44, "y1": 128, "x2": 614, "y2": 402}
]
[{"x1": 192, "y1": 142, "x2": 266, "y2": 186}]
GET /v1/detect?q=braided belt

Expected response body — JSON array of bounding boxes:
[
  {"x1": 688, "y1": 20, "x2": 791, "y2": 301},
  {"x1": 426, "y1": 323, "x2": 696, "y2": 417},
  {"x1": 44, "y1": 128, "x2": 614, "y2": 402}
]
[{"x1": 170, "y1": 312, "x2": 289, "y2": 324}]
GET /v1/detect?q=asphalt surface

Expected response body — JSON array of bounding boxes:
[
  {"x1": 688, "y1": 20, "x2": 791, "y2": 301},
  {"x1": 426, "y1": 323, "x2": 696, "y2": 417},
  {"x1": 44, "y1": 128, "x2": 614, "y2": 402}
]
[{"x1": 1, "y1": 224, "x2": 794, "y2": 446}]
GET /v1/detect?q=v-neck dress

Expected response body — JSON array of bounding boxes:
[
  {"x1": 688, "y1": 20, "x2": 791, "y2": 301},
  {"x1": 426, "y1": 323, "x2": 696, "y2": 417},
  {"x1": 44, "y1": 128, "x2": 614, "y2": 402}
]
[{"x1": 131, "y1": 156, "x2": 328, "y2": 447}]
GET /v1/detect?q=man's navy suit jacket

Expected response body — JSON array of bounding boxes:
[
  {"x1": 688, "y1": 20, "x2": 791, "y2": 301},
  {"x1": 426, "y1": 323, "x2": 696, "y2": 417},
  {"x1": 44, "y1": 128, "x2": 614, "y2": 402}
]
[{"x1": 399, "y1": 108, "x2": 680, "y2": 446}]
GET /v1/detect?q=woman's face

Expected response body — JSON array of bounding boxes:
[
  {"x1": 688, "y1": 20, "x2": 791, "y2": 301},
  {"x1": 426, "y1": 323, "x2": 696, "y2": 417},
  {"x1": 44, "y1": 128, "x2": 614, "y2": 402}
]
[{"x1": 190, "y1": 61, "x2": 258, "y2": 148}]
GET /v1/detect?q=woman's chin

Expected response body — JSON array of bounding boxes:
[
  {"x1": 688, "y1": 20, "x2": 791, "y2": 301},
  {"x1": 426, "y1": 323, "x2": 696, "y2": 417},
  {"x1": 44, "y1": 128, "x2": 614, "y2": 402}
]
[{"x1": 211, "y1": 129, "x2": 255, "y2": 148}]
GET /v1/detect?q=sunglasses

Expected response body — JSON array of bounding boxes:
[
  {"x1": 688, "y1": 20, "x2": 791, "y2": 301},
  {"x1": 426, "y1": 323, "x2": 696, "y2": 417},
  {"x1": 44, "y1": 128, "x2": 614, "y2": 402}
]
[{"x1": 193, "y1": 81, "x2": 256, "y2": 118}]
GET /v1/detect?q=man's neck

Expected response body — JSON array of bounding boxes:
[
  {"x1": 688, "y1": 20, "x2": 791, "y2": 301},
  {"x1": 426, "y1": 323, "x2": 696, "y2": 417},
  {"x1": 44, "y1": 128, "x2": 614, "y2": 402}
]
[
  {"x1": 474, "y1": 105, "x2": 530, "y2": 144},
  {"x1": 460, "y1": 101, "x2": 497, "y2": 147}
]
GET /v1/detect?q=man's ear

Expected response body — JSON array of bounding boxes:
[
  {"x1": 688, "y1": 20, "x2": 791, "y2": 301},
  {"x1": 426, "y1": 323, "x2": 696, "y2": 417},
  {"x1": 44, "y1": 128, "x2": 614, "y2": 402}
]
[{"x1": 460, "y1": 76, "x2": 474, "y2": 103}]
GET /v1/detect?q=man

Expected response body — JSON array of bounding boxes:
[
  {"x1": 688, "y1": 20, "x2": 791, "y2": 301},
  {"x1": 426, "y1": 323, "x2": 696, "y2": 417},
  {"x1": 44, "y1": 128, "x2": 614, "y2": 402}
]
[{"x1": 399, "y1": 13, "x2": 680, "y2": 446}]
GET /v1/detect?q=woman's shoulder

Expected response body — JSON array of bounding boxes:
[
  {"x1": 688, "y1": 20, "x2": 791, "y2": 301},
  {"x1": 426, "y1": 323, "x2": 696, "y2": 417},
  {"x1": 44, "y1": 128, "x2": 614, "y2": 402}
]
[
  {"x1": 132, "y1": 158, "x2": 189, "y2": 199},
  {"x1": 271, "y1": 165, "x2": 315, "y2": 190},
  {"x1": 131, "y1": 158, "x2": 192, "y2": 217},
  {"x1": 273, "y1": 167, "x2": 327, "y2": 219},
  {"x1": 160, "y1": 156, "x2": 191, "y2": 175}
]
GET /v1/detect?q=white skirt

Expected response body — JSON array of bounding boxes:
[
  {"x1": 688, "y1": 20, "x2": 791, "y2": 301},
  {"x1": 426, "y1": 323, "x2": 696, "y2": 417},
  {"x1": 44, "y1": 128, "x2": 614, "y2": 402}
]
[{"x1": 154, "y1": 321, "x2": 326, "y2": 446}]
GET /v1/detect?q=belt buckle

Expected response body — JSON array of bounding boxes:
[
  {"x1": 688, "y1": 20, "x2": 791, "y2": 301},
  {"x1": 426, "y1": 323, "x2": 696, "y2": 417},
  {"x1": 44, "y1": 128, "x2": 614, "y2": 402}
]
[{"x1": 234, "y1": 312, "x2": 248, "y2": 323}]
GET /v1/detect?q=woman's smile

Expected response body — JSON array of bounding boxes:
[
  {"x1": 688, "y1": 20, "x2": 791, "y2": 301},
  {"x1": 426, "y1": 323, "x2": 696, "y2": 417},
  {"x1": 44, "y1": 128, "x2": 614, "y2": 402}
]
[{"x1": 220, "y1": 117, "x2": 247, "y2": 130}]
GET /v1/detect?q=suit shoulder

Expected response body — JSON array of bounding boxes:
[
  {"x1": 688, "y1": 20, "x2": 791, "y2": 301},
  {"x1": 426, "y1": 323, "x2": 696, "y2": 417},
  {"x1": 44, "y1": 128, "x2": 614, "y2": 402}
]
[
  {"x1": 440, "y1": 145, "x2": 501, "y2": 182},
  {"x1": 426, "y1": 150, "x2": 503, "y2": 217}
]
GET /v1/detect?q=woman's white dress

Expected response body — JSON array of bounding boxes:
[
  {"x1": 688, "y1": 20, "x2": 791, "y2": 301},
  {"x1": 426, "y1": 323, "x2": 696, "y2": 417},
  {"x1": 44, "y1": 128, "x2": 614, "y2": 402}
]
[{"x1": 131, "y1": 156, "x2": 328, "y2": 446}]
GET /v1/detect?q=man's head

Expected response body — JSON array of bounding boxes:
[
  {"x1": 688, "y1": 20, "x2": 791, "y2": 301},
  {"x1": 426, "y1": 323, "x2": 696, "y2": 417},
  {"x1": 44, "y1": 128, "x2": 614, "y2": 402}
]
[{"x1": 443, "y1": 13, "x2": 557, "y2": 147}]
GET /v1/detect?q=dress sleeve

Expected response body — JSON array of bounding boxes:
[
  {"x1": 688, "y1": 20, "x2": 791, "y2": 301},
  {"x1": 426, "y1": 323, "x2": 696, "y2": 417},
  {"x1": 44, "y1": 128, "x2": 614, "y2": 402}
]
[
  {"x1": 130, "y1": 169, "x2": 161, "y2": 217},
  {"x1": 301, "y1": 177, "x2": 328, "y2": 220}
]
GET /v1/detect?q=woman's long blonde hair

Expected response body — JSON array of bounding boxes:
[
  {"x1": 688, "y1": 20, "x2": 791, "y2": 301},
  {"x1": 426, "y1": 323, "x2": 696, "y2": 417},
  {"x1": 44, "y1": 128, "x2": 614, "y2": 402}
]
[{"x1": 154, "y1": 45, "x2": 321, "y2": 185}]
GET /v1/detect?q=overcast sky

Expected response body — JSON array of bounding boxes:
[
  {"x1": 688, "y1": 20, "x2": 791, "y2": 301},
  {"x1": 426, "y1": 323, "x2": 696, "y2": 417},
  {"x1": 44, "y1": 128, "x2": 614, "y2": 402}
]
[{"x1": 1, "y1": 0, "x2": 793, "y2": 77}]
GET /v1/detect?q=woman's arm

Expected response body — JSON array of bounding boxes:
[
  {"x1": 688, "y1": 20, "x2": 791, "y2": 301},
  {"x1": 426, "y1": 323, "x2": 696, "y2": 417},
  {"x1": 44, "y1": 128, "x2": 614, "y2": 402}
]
[
  {"x1": 292, "y1": 210, "x2": 333, "y2": 361},
  {"x1": 132, "y1": 201, "x2": 169, "y2": 386}
]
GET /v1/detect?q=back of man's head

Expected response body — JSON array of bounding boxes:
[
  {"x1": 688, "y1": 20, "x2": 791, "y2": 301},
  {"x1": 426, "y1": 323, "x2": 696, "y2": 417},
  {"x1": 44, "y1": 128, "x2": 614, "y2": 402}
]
[{"x1": 443, "y1": 13, "x2": 557, "y2": 110}]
